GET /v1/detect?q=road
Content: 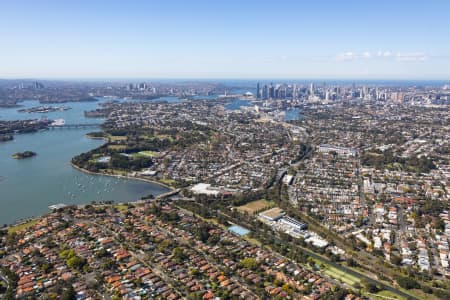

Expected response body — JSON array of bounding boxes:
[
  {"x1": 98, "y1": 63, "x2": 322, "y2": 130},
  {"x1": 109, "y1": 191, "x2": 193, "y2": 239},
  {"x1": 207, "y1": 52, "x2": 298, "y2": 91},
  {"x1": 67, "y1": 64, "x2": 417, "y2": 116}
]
[
  {"x1": 0, "y1": 270, "x2": 10, "y2": 299},
  {"x1": 86, "y1": 219, "x2": 184, "y2": 298},
  {"x1": 145, "y1": 215, "x2": 259, "y2": 298},
  {"x1": 356, "y1": 151, "x2": 366, "y2": 212},
  {"x1": 294, "y1": 244, "x2": 419, "y2": 300},
  {"x1": 196, "y1": 206, "x2": 422, "y2": 300}
]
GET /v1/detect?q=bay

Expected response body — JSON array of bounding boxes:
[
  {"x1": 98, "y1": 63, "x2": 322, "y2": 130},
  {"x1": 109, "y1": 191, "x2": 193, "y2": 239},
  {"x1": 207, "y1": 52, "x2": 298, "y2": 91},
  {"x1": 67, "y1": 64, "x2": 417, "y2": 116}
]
[{"x1": 0, "y1": 99, "x2": 169, "y2": 226}]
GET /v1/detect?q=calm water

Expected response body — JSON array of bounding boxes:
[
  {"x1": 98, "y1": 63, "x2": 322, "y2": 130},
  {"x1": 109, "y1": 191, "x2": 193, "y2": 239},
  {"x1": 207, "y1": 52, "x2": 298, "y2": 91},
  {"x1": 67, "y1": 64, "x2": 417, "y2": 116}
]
[
  {"x1": 224, "y1": 99, "x2": 253, "y2": 110},
  {"x1": 0, "y1": 99, "x2": 169, "y2": 225}
]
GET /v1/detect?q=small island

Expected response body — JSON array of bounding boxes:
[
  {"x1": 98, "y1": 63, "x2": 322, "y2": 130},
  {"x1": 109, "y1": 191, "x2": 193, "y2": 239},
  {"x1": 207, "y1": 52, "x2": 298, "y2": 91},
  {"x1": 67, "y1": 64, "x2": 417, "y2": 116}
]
[
  {"x1": 12, "y1": 151, "x2": 37, "y2": 159},
  {"x1": 0, "y1": 134, "x2": 14, "y2": 142}
]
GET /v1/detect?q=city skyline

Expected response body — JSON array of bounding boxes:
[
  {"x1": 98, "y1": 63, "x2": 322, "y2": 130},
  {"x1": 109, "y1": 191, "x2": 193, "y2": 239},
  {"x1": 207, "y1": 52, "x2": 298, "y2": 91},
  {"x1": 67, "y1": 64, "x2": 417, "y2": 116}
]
[{"x1": 1, "y1": 0, "x2": 450, "y2": 79}]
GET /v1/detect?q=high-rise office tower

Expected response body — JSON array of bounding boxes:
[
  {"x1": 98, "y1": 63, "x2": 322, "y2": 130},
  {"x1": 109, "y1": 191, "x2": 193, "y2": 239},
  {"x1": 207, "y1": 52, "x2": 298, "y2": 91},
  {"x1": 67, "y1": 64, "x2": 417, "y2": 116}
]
[
  {"x1": 139, "y1": 82, "x2": 148, "y2": 90},
  {"x1": 269, "y1": 83, "x2": 275, "y2": 99},
  {"x1": 33, "y1": 81, "x2": 44, "y2": 89},
  {"x1": 292, "y1": 84, "x2": 297, "y2": 100}
]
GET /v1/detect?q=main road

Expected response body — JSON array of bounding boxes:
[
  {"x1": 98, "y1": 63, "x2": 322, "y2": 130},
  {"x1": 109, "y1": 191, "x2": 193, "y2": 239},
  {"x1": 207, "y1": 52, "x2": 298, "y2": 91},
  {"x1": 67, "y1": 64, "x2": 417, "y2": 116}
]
[{"x1": 175, "y1": 199, "x2": 421, "y2": 300}]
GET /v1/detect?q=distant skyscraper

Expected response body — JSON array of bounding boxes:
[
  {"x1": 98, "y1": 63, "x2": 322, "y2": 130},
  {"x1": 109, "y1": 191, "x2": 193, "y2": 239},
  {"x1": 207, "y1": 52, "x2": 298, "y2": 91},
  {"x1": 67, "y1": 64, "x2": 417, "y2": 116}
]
[
  {"x1": 269, "y1": 83, "x2": 275, "y2": 99},
  {"x1": 256, "y1": 82, "x2": 261, "y2": 99},
  {"x1": 310, "y1": 83, "x2": 314, "y2": 96},
  {"x1": 262, "y1": 85, "x2": 267, "y2": 99},
  {"x1": 293, "y1": 84, "x2": 298, "y2": 100},
  {"x1": 32, "y1": 81, "x2": 44, "y2": 89}
]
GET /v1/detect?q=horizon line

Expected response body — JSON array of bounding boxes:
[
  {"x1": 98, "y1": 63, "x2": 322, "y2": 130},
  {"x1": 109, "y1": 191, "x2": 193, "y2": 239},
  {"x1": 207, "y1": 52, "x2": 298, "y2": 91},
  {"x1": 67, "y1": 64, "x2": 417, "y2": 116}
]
[{"x1": 1, "y1": 77, "x2": 450, "y2": 82}]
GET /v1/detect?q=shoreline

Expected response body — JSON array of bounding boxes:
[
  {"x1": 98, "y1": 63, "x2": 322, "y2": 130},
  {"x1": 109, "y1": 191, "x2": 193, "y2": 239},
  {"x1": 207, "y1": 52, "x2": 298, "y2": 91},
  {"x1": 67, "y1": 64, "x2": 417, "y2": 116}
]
[
  {"x1": 79, "y1": 135, "x2": 175, "y2": 191},
  {"x1": 70, "y1": 162, "x2": 174, "y2": 191},
  {"x1": 3, "y1": 166, "x2": 174, "y2": 229},
  {"x1": 1, "y1": 101, "x2": 175, "y2": 228}
]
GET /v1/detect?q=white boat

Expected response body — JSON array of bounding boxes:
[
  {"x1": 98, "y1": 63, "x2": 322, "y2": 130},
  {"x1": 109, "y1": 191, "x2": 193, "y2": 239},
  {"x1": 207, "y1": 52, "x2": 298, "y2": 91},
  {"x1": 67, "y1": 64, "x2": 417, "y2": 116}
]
[
  {"x1": 49, "y1": 203, "x2": 67, "y2": 210},
  {"x1": 51, "y1": 118, "x2": 65, "y2": 126}
]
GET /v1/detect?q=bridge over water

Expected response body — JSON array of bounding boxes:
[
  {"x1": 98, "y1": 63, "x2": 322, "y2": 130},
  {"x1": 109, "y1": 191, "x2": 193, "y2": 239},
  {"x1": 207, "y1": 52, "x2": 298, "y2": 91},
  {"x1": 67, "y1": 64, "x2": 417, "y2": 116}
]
[{"x1": 49, "y1": 123, "x2": 101, "y2": 129}]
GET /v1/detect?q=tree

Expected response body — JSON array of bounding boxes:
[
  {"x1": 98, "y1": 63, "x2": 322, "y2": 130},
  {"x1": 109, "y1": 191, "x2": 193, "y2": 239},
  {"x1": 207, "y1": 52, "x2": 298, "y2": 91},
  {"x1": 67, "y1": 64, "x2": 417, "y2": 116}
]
[
  {"x1": 195, "y1": 223, "x2": 210, "y2": 243},
  {"x1": 61, "y1": 285, "x2": 76, "y2": 300},
  {"x1": 421, "y1": 285, "x2": 432, "y2": 294},
  {"x1": 40, "y1": 263, "x2": 52, "y2": 274},
  {"x1": 394, "y1": 275, "x2": 419, "y2": 290},
  {"x1": 361, "y1": 278, "x2": 379, "y2": 293},
  {"x1": 172, "y1": 247, "x2": 186, "y2": 262},
  {"x1": 390, "y1": 254, "x2": 402, "y2": 266},
  {"x1": 240, "y1": 257, "x2": 259, "y2": 270},
  {"x1": 5, "y1": 232, "x2": 17, "y2": 247},
  {"x1": 67, "y1": 255, "x2": 86, "y2": 270},
  {"x1": 346, "y1": 257, "x2": 357, "y2": 267},
  {"x1": 95, "y1": 248, "x2": 108, "y2": 258}
]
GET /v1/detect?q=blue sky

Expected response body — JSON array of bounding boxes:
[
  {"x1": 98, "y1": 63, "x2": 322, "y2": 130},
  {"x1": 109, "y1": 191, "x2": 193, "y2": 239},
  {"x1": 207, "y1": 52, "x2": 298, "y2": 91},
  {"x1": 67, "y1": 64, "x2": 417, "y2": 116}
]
[{"x1": 1, "y1": 0, "x2": 449, "y2": 79}]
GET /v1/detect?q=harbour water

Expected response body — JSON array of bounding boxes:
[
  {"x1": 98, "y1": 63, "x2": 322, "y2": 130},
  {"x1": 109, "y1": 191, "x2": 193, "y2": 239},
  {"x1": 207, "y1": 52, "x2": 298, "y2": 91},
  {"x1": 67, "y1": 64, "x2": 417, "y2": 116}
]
[
  {"x1": 224, "y1": 99, "x2": 253, "y2": 110},
  {"x1": 0, "y1": 95, "x2": 301, "y2": 225},
  {"x1": 0, "y1": 99, "x2": 170, "y2": 226}
]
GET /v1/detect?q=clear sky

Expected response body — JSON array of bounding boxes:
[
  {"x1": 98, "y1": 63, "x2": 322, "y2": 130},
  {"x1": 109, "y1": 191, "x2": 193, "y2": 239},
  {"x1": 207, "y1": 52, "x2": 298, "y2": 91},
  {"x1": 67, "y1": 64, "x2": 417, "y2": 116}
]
[{"x1": 1, "y1": 0, "x2": 450, "y2": 79}]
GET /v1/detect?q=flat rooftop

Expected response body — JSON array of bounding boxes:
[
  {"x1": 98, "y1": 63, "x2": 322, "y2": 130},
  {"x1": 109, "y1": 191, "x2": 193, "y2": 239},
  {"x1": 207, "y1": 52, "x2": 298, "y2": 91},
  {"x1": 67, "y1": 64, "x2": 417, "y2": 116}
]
[{"x1": 259, "y1": 207, "x2": 285, "y2": 220}]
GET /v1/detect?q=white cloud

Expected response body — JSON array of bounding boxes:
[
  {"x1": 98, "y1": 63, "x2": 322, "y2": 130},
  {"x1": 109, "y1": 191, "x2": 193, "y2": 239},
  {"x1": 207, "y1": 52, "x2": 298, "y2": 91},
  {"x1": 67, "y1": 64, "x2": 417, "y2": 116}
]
[
  {"x1": 395, "y1": 52, "x2": 428, "y2": 61},
  {"x1": 376, "y1": 51, "x2": 392, "y2": 57},
  {"x1": 337, "y1": 51, "x2": 429, "y2": 62},
  {"x1": 336, "y1": 51, "x2": 372, "y2": 61}
]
